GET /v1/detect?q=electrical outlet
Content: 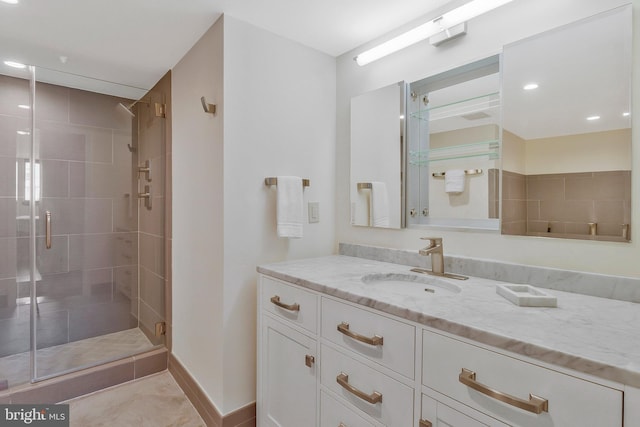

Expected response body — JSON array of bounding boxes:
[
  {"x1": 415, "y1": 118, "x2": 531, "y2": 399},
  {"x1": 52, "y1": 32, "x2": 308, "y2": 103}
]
[{"x1": 308, "y1": 202, "x2": 319, "y2": 223}]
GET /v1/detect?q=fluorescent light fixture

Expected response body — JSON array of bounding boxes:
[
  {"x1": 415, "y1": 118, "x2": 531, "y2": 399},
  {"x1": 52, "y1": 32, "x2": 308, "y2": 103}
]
[
  {"x1": 355, "y1": 0, "x2": 514, "y2": 66},
  {"x1": 18, "y1": 104, "x2": 30, "y2": 109},
  {"x1": 586, "y1": 115, "x2": 600, "y2": 121},
  {"x1": 4, "y1": 60, "x2": 26, "y2": 69},
  {"x1": 523, "y1": 83, "x2": 539, "y2": 90},
  {"x1": 0, "y1": 0, "x2": 19, "y2": 4}
]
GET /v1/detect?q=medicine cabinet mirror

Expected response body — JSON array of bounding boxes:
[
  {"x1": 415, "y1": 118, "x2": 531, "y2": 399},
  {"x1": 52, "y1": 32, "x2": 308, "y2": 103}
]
[
  {"x1": 350, "y1": 81, "x2": 407, "y2": 229},
  {"x1": 406, "y1": 55, "x2": 501, "y2": 230},
  {"x1": 501, "y1": 5, "x2": 632, "y2": 242}
]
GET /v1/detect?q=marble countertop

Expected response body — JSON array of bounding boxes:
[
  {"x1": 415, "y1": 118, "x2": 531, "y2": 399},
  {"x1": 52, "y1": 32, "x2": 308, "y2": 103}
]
[{"x1": 258, "y1": 255, "x2": 640, "y2": 388}]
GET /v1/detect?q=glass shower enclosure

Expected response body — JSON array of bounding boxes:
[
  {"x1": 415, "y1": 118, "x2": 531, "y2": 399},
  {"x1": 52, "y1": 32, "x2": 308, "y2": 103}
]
[{"x1": 0, "y1": 63, "x2": 166, "y2": 390}]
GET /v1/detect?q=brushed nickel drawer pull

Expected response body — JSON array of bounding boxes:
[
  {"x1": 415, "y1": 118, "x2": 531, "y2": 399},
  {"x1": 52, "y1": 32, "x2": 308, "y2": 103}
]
[
  {"x1": 337, "y1": 322, "x2": 383, "y2": 346},
  {"x1": 270, "y1": 295, "x2": 300, "y2": 312},
  {"x1": 419, "y1": 420, "x2": 433, "y2": 427},
  {"x1": 459, "y1": 368, "x2": 549, "y2": 414},
  {"x1": 336, "y1": 372, "x2": 382, "y2": 404}
]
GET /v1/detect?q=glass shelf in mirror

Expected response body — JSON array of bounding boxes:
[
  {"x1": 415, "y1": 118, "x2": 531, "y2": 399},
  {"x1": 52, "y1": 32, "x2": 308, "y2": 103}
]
[
  {"x1": 410, "y1": 91, "x2": 500, "y2": 123},
  {"x1": 409, "y1": 139, "x2": 500, "y2": 165}
]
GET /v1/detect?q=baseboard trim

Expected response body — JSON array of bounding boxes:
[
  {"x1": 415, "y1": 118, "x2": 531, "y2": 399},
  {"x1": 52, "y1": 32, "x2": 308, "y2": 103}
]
[{"x1": 168, "y1": 353, "x2": 255, "y2": 427}]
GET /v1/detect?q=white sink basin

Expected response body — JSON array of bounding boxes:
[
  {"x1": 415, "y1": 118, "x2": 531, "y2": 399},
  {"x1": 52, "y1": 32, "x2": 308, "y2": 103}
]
[{"x1": 361, "y1": 273, "x2": 462, "y2": 297}]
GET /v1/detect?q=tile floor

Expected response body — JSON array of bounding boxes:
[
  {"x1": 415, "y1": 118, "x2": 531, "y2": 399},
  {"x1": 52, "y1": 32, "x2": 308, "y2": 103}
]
[{"x1": 65, "y1": 371, "x2": 205, "y2": 426}]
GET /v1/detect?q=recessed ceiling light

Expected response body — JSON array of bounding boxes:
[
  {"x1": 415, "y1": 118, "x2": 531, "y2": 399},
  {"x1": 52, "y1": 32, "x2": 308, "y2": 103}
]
[
  {"x1": 586, "y1": 115, "x2": 601, "y2": 121},
  {"x1": 0, "y1": 0, "x2": 19, "y2": 4},
  {"x1": 623, "y1": 112, "x2": 630, "y2": 117},
  {"x1": 4, "y1": 60, "x2": 26, "y2": 69},
  {"x1": 523, "y1": 83, "x2": 539, "y2": 90},
  {"x1": 18, "y1": 104, "x2": 30, "y2": 109},
  {"x1": 16, "y1": 130, "x2": 30, "y2": 135}
]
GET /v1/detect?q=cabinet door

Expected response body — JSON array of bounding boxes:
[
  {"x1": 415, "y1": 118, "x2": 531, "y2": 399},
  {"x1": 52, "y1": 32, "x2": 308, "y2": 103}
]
[{"x1": 261, "y1": 316, "x2": 317, "y2": 427}]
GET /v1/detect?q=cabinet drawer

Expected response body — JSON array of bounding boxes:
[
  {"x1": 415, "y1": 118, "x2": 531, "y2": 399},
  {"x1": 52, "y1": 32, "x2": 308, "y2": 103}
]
[
  {"x1": 321, "y1": 390, "x2": 377, "y2": 427},
  {"x1": 321, "y1": 298, "x2": 415, "y2": 379},
  {"x1": 261, "y1": 276, "x2": 318, "y2": 333},
  {"x1": 421, "y1": 393, "x2": 507, "y2": 427},
  {"x1": 422, "y1": 331, "x2": 623, "y2": 427},
  {"x1": 321, "y1": 344, "x2": 413, "y2": 426}
]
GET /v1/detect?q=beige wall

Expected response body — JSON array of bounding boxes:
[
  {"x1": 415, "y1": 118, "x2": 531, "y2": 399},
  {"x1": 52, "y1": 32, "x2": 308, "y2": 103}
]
[
  {"x1": 524, "y1": 129, "x2": 631, "y2": 174},
  {"x1": 336, "y1": 0, "x2": 640, "y2": 276}
]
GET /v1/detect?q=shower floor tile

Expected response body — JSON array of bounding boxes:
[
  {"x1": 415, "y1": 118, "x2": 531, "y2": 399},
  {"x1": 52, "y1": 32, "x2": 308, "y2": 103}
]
[
  {"x1": 65, "y1": 371, "x2": 205, "y2": 427},
  {"x1": 0, "y1": 328, "x2": 153, "y2": 389}
]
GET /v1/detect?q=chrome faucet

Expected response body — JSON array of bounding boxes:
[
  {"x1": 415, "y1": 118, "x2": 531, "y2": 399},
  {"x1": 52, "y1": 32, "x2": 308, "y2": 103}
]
[
  {"x1": 418, "y1": 237, "x2": 444, "y2": 274},
  {"x1": 412, "y1": 237, "x2": 468, "y2": 280}
]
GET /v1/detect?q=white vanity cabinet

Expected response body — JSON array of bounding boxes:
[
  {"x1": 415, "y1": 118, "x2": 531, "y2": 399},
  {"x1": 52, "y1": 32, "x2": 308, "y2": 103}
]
[
  {"x1": 258, "y1": 277, "x2": 319, "y2": 426},
  {"x1": 258, "y1": 273, "x2": 628, "y2": 427}
]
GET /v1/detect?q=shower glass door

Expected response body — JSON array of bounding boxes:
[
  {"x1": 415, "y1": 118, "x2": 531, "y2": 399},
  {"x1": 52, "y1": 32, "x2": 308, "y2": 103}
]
[
  {"x1": 0, "y1": 64, "x2": 164, "y2": 388},
  {"x1": 0, "y1": 64, "x2": 34, "y2": 389}
]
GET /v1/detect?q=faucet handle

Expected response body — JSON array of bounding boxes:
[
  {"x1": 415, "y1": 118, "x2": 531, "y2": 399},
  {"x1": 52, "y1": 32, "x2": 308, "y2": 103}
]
[{"x1": 420, "y1": 237, "x2": 442, "y2": 243}]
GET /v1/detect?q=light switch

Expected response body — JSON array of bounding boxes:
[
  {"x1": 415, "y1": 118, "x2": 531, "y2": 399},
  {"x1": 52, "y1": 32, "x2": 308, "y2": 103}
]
[{"x1": 308, "y1": 202, "x2": 319, "y2": 223}]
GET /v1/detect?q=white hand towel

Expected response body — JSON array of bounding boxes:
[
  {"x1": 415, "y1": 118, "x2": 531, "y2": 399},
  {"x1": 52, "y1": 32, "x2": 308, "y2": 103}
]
[
  {"x1": 445, "y1": 169, "x2": 465, "y2": 193},
  {"x1": 276, "y1": 176, "x2": 303, "y2": 238},
  {"x1": 371, "y1": 181, "x2": 390, "y2": 227}
]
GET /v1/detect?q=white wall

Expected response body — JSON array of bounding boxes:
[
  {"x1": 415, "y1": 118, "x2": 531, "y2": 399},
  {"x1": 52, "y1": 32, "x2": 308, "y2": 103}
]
[
  {"x1": 336, "y1": 0, "x2": 640, "y2": 276},
  {"x1": 222, "y1": 15, "x2": 336, "y2": 412},
  {"x1": 525, "y1": 129, "x2": 632, "y2": 174},
  {"x1": 173, "y1": 15, "x2": 336, "y2": 415},
  {"x1": 172, "y1": 17, "x2": 225, "y2": 407}
]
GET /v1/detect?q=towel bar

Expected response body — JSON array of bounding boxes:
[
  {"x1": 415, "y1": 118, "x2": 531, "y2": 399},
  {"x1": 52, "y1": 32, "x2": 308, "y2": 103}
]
[
  {"x1": 264, "y1": 177, "x2": 310, "y2": 187},
  {"x1": 432, "y1": 169, "x2": 483, "y2": 177}
]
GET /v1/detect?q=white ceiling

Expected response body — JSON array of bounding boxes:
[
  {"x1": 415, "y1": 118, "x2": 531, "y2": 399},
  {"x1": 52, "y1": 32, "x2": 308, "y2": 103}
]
[{"x1": 0, "y1": 0, "x2": 453, "y2": 93}]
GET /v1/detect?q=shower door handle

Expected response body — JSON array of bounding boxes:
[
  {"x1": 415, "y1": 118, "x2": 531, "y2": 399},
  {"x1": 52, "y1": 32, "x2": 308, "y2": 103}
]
[{"x1": 45, "y1": 211, "x2": 52, "y2": 249}]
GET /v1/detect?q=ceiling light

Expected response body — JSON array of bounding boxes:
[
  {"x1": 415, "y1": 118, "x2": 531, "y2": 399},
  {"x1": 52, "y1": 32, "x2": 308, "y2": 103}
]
[
  {"x1": 354, "y1": 0, "x2": 514, "y2": 66},
  {"x1": 623, "y1": 112, "x2": 630, "y2": 117},
  {"x1": 0, "y1": 0, "x2": 19, "y2": 4},
  {"x1": 4, "y1": 60, "x2": 26, "y2": 69},
  {"x1": 523, "y1": 83, "x2": 539, "y2": 90},
  {"x1": 18, "y1": 104, "x2": 30, "y2": 109},
  {"x1": 586, "y1": 115, "x2": 600, "y2": 121}
]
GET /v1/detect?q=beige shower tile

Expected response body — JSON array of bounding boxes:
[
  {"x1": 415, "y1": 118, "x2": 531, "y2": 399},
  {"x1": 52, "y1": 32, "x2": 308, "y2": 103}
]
[
  {"x1": 595, "y1": 200, "x2": 624, "y2": 223},
  {"x1": 35, "y1": 81, "x2": 71, "y2": 123},
  {"x1": 526, "y1": 176, "x2": 564, "y2": 200},
  {"x1": 501, "y1": 199, "x2": 526, "y2": 222},
  {"x1": 0, "y1": 157, "x2": 16, "y2": 197},
  {"x1": 140, "y1": 267, "x2": 165, "y2": 318},
  {"x1": 540, "y1": 200, "x2": 594, "y2": 222},
  {"x1": 69, "y1": 89, "x2": 132, "y2": 131},
  {"x1": 0, "y1": 238, "x2": 17, "y2": 279},
  {"x1": 565, "y1": 174, "x2": 594, "y2": 200},
  {"x1": 593, "y1": 171, "x2": 629, "y2": 201},
  {"x1": 0, "y1": 75, "x2": 30, "y2": 118},
  {"x1": 40, "y1": 160, "x2": 70, "y2": 198},
  {"x1": 69, "y1": 163, "x2": 117, "y2": 198},
  {"x1": 69, "y1": 234, "x2": 115, "y2": 271}
]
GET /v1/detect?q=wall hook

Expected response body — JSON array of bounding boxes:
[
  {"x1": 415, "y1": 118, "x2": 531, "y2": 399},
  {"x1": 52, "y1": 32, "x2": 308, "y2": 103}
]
[{"x1": 201, "y1": 96, "x2": 216, "y2": 115}]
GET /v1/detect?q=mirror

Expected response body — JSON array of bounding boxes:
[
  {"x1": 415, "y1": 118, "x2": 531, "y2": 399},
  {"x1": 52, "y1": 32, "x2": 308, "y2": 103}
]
[
  {"x1": 406, "y1": 56, "x2": 501, "y2": 230},
  {"x1": 501, "y1": 5, "x2": 632, "y2": 242},
  {"x1": 350, "y1": 82, "x2": 406, "y2": 229}
]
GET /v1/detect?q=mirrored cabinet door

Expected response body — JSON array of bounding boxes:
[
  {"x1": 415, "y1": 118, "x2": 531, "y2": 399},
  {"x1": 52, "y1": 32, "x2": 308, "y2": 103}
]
[{"x1": 407, "y1": 55, "x2": 501, "y2": 230}]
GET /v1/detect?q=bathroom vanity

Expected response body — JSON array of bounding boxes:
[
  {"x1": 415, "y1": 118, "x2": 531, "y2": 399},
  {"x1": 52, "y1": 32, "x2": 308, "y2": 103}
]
[{"x1": 256, "y1": 251, "x2": 640, "y2": 426}]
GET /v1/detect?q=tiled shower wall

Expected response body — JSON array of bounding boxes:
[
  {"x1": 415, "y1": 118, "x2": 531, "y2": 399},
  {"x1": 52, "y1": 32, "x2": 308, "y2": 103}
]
[
  {"x1": 502, "y1": 170, "x2": 631, "y2": 239},
  {"x1": 0, "y1": 74, "x2": 139, "y2": 358},
  {"x1": 136, "y1": 72, "x2": 170, "y2": 345}
]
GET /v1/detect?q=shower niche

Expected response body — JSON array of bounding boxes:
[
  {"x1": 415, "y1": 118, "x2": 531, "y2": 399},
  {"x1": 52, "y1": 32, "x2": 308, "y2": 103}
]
[{"x1": 0, "y1": 64, "x2": 169, "y2": 390}]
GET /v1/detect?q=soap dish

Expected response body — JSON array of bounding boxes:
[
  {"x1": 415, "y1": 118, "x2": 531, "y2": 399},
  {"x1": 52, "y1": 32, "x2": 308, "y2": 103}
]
[{"x1": 496, "y1": 284, "x2": 557, "y2": 307}]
